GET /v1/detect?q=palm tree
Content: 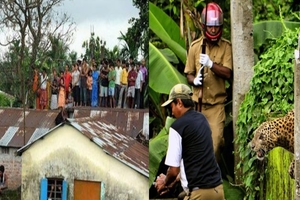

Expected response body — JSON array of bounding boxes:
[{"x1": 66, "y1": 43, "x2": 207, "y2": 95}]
[
  {"x1": 107, "y1": 45, "x2": 121, "y2": 61},
  {"x1": 117, "y1": 31, "x2": 139, "y2": 59}
]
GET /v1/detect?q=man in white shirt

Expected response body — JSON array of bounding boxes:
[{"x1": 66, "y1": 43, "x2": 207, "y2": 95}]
[
  {"x1": 39, "y1": 68, "x2": 48, "y2": 110},
  {"x1": 115, "y1": 59, "x2": 123, "y2": 107},
  {"x1": 134, "y1": 64, "x2": 143, "y2": 109},
  {"x1": 72, "y1": 63, "x2": 80, "y2": 106}
]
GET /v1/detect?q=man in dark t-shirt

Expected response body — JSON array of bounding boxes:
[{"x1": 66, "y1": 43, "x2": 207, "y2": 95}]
[
  {"x1": 100, "y1": 61, "x2": 109, "y2": 107},
  {"x1": 154, "y1": 84, "x2": 224, "y2": 200}
]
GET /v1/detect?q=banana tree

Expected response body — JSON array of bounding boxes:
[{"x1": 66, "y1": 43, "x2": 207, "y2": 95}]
[{"x1": 149, "y1": 2, "x2": 188, "y2": 192}]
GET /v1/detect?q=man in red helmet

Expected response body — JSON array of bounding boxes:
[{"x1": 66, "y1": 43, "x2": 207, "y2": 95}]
[{"x1": 184, "y1": 2, "x2": 232, "y2": 163}]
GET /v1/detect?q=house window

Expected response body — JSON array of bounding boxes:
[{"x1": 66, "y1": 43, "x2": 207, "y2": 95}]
[
  {"x1": 48, "y1": 178, "x2": 63, "y2": 199},
  {"x1": 40, "y1": 177, "x2": 67, "y2": 200},
  {"x1": 1, "y1": 147, "x2": 9, "y2": 154}
]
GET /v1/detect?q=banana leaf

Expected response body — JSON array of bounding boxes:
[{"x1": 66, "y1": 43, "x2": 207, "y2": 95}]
[
  {"x1": 149, "y1": 116, "x2": 176, "y2": 187},
  {"x1": 149, "y1": 2, "x2": 187, "y2": 64},
  {"x1": 149, "y1": 42, "x2": 188, "y2": 95},
  {"x1": 149, "y1": 86, "x2": 164, "y2": 123},
  {"x1": 253, "y1": 20, "x2": 300, "y2": 50},
  {"x1": 159, "y1": 48, "x2": 180, "y2": 64}
]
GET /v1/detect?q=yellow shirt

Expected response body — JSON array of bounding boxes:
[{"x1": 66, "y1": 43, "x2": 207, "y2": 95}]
[
  {"x1": 184, "y1": 37, "x2": 232, "y2": 105},
  {"x1": 120, "y1": 68, "x2": 128, "y2": 85}
]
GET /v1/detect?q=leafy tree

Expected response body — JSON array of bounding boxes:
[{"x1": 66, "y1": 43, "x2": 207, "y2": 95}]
[
  {"x1": 46, "y1": 36, "x2": 69, "y2": 71},
  {"x1": 82, "y1": 32, "x2": 105, "y2": 63},
  {"x1": 68, "y1": 51, "x2": 78, "y2": 65},
  {"x1": 0, "y1": 0, "x2": 75, "y2": 106},
  {"x1": 118, "y1": 30, "x2": 139, "y2": 60},
  {"x1": 106, "y1": 45, "x2": 121, "y2": 62},
  {"x1": 132, "y1": 0, "x2": 149, "y2": 58},
  {"x1": 253, "y1": 0, "x2": 300, "y2": 22},
  {"x1": 0, "y1": 93, "x2": 14, "y2": 107}
]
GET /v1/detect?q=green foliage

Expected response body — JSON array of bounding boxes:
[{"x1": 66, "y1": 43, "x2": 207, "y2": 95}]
[
  {"x1": 149, "y1": 43, "x2": 187, "y2": 95},
  {"x1": 149, "y1": 2, "x2": 186, "y2": 63},
  {"x1": 235, "y1": 26, "x2": 297, "y2": 200},
  {"x1": 149, "y1": 2, "x2": 188, "y2": 129},
  {"x1": 253, "y1": 20, "x2": 300, "y2": 52},
  {"x1": 82, "y1": 32, "x2": 104, "y2": 62},
  {"x1": 253, "y1": 0, "x2": 300, "y2": 22},
  {"x1": 0, "y1": 93, "x2": 14, "y2": 107},
  {"x1": 223, "y1": 179, "x2": 245, "y2": 200},
  {"x1": 132, "y1": 0, "x2": 148, "y2": 58}
]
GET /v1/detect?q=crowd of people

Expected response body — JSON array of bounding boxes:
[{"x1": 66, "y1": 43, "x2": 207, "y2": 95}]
[{"x1": 32, "y1": 57, "x2": 148, "y2": 110}]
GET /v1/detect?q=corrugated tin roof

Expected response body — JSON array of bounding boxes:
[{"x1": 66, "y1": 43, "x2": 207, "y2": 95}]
[
  {"x1": 17, "y1": 117, "x2": 149, "y2": 177},
  {"x1": 70, "y1": 118, "x2": 149, "y2": 177},
  {"x1": 0, "y1": 108, "x2": 59, "y2": 147},
  {"x1": 73, "y1": 107, "x2": 148, "y2": 138},
  {"x1": 1, "y1": 108, "x2": 149, "y2": 176},
  {"x1": 0, "y1": 108, "x2": 148, "y2": 148}
]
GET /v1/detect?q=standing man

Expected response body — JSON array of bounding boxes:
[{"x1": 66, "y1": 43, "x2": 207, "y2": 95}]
[
  {"x1": 134, "y1": 64, "x2": 143, "y2": 109},
  {"x1": 115, "y1": 59, "x2": 123, "y2": 107},
  {"x1": 39, "y1": 68, "x2": 48, "y2": 110},
  {"x1": 80, "y1": 58, "x2": 89, "y2": 106},
  {"x1": 108, "y1": 63, "x2": 116, "y2": 108},
  {"x1": 0, "y1": 165, "x2": 8, "y2": 194},
  {"x1": 127, "y1": 64, "x2": 137, "y2": 109},
  {"x1": 99, "y1": 60, "x2": 109, "y2": 107},
  {"x1": 155, "y1": 83, "x2": 224, "y2": 200},
  {"x1": 117, "y1": 60, "x2": 129, "y2": 108},
  {"x1": 184, "y1": 2, "x2": 232, "y2": 161},
  {"x1": 72, "y1": 63, "x2": 80, "y2": 106},
  {"x1": 139, "y1": 58, "x2": 148, "y2": 109}
]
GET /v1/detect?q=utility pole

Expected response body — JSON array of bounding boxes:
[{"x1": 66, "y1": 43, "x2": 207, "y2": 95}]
[
  {"x1": 90, "y1": 25, "x2": 94, "y2": 60},
  {"x1": 230, "y1": 0, "x2": 254, "y2": 183},
  {"x1": 294, "y1": 33, "x2": 300, "y2": 200}
]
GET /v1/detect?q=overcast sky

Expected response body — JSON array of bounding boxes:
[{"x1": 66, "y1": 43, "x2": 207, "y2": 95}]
[
  {"x1": 60, "y1": 0, "x2": 139, "y2": 57},
  {"x1": 0, "y1": 0, "x2": 139, "y2": 58}
]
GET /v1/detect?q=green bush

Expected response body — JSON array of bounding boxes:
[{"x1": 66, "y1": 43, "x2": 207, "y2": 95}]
[
  {"x1": 0, "y1": 93, "x2": 13, "y2": 107},
  {"x1": 235, "y1": 26, "x2": 297, "y2": 200}
]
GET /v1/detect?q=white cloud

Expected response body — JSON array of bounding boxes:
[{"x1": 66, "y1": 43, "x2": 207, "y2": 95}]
[
  {"x1": 72, "y1": 18, "x2": 132, "y2": 57},
  {"x1": 61, "y1": 0, "x2": 139, "y2": 57}
]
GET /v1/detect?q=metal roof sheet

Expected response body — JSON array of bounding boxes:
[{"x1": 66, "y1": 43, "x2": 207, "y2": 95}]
[
  {"x1": 73, "y1": 107, "x2": 148, "y2": 138},
  {"x1": 0, "y1": 108, "x2": 148, "y2": 148},
  {"x1": 71, "y1": 118, "x2": 149, "y2": 177},
  {"x1": 0, "y1": 108, "x2": 59, "y2": 147},
  {"x1": 17, "y1": 117, "x2": 149, "y2": 177},
  {"x1": 1, "y1": 108, "x2": 149, "y2": 176}
]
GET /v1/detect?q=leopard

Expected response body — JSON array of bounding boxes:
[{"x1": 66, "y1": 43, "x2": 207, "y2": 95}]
[{"x1": 249, "y1": 110, "x2": 295, "y2": 178}]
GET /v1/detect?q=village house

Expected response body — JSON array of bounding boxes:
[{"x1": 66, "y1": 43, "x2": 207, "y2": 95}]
[
  {"x1": 0, "y1": 107, "x2": 149, "y2": 199},
  {"x1": 17, "y1": 117, "x2": 149, "y2": 199},
  {"x1": 0, "y1": 108, "x2": 59, "y2": 189}
]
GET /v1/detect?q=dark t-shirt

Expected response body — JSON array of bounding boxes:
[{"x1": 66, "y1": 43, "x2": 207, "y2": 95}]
[
  {"x1": 101, "y1": 69, "x2": 109, "y2": 87},
  {"x1": 170, "y1": 109, "x2": 222, "y2": 189}
]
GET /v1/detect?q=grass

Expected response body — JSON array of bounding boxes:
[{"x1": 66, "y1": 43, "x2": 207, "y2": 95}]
[{"x1": 0, "y1": 189, "x2": 21, "y2": 200}]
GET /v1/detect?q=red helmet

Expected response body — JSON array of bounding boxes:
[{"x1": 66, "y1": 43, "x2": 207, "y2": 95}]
[{"x1": 201, "y1": 3, "x2": 223, "y2": 42}]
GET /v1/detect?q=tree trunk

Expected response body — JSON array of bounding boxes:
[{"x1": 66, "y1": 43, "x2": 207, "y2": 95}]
[
  {"x1": 265, "y1": 147, "x2": 294, "y2": 200},
  {"x1": 230, "y1": 0, "x2": 254, "y2": 184}
]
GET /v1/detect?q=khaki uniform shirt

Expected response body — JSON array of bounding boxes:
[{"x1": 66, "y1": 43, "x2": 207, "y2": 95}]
[{"x1": 184, "y1": 37, "x2": 232, "y2": 105}]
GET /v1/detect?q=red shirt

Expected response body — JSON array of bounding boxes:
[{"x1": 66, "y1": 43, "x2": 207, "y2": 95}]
[
  {"x1": 127, "y1": 69, "x2": 137, "y2": 87},
  {"x1": 64, "y1": 71, "x2": 72, "y2": 92}
]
